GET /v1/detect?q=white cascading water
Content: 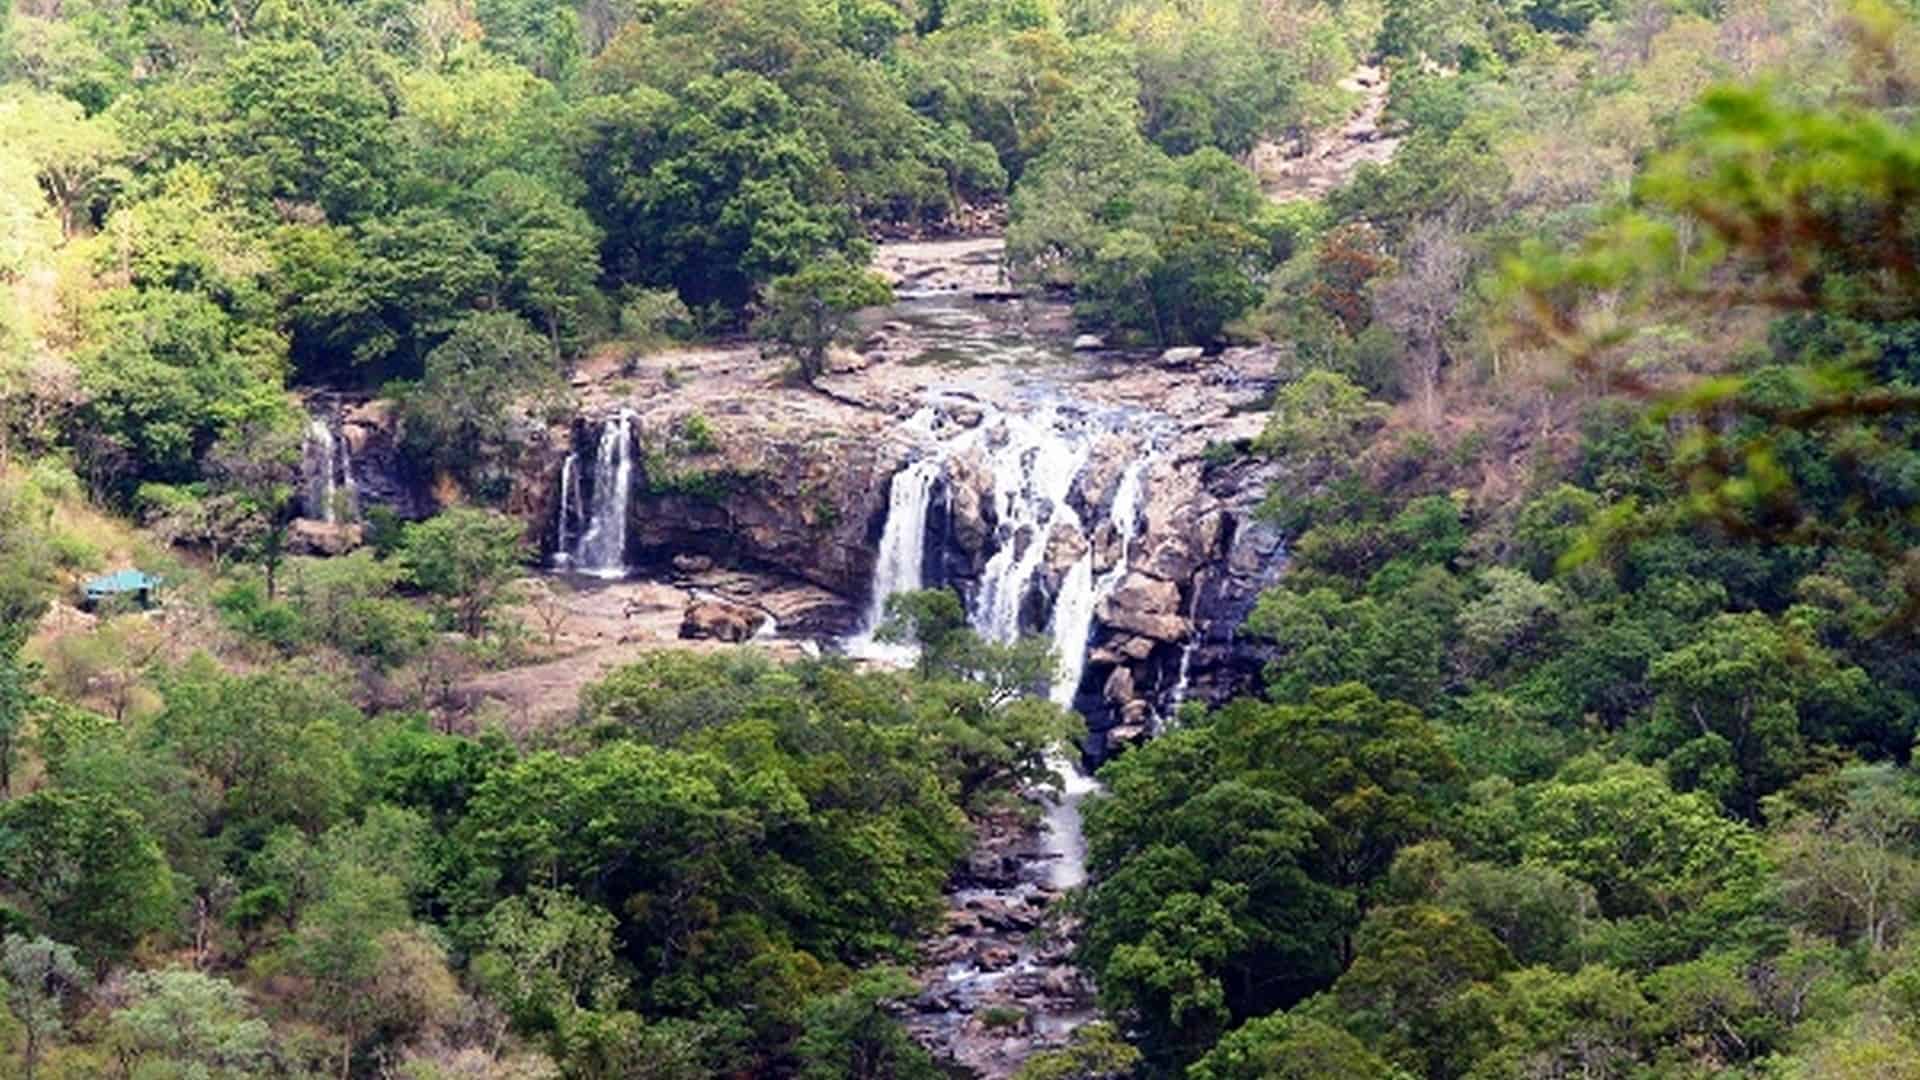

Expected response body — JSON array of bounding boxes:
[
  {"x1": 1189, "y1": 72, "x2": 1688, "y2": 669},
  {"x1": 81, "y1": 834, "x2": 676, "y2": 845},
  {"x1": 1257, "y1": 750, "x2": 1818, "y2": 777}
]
[
  {"x1": 854, "y1": 405, "x2": 1153, "y2": 892},
  {"x1": 554, "y1": 454, "x2": 577, "y2": 561},
  {"x1": 303, "y1": 415, "x2": 358, "y2": 524},
  {"x1": 971, "y1": 411, "x2": 1093, "y2": 646},
  {"x1": 845, "y1": 457, "x2": 946, "y2": 661},
  {"x1": 1046, "y1": 456, "x2": 1152, "y2": 708},
  {"x1": 569, "y1": 410, "x2": 636, "y2": 577},
  {"x1": 1037, "y1": 456, "x2": 1149, "y2": 890}
]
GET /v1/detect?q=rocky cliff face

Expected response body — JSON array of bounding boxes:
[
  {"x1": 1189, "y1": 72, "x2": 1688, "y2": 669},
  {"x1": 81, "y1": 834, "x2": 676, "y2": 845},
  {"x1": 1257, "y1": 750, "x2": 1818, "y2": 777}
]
[{"x1": 532, "y1": 352, "x2": 923, "y2": 637}]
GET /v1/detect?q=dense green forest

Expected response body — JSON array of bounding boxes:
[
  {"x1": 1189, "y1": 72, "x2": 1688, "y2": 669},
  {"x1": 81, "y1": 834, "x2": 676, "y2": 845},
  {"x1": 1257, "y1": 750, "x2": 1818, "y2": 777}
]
[{"x1": 6, "y1": 0, "x2": 1920, "y2": 1075}]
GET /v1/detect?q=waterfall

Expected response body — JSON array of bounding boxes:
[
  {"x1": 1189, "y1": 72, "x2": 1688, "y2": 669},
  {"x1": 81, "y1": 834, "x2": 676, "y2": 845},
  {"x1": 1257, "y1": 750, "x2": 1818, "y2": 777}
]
[
  {"x1": 568, "y1": 410, "x2": 636, "y2": 578},
  {"x1": 554, "y1": 454, "x2": 577, "y2": 562},
  {"x1": 971, "y1": 411, "x2": 1093, "y2": 645},
  {"x1": 303, "y1": 414, "x2": 358, "y2": 524},
  {"x1": 304, "y1": 418, "x2": 336, "y2": 523},
  {"x1": 1046, "y1": 456, "x2": 1152, "y2": 708},
  {"x1": 845, "y1": 457, "x2": 946, "y2": 660}
]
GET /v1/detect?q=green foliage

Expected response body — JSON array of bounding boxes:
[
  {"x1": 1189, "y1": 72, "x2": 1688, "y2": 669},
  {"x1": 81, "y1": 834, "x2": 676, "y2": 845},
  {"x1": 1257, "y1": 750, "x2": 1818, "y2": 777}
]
[
  {"x1": 1189, "y1": 1011, "x2": 1413, "y2": 1080},
  {"x1": 1, "y1": 935, "x2": 84, "y2": 1080},
  {"x1": 398, "y1": 310, "x2": 565, "y2": 496},
  {"x1": 1008, "y1": 98, "x2": 1276, "y2": 344},
  {"x1": 398, "y1": 507, "x2": 528, "y2": 637},
  {"x1": 101, "y1": 968, "x2": 272, "y2": 1079},
  {"x1": 475, "y1": 886, "x2": 627, "y2": 1035},
  {"x1": 581, "y1": 72, "x2": 866, "y2": 311},
  {"x1": 0, "y1": 791, "x2": 175, "y2": 964},
  {"x1": 754, "y1": 255, "x2": 894, "y2": 383},
  {"x1": 1080, "y1": 682, "x2": 1457, "y2": 1068},
  {"x1": 1011, "y1": 1021, "x2": 1141, "y2": 1079},
  {"x1": 794, "y1": 967, "x2": 941, "y2": 1080}
]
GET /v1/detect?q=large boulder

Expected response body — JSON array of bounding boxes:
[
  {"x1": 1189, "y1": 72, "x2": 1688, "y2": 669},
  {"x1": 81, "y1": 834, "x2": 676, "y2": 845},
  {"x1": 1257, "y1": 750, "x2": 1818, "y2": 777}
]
[
  {"x1": 287, "y1": 519, "x2": 363, "y2": 557},
  {"x1": 1041, "y1": 523, "x2": 1089, "y2": 587},
  {"x1": 680, "y1": 600, "x2": 764, "y2": 643}
]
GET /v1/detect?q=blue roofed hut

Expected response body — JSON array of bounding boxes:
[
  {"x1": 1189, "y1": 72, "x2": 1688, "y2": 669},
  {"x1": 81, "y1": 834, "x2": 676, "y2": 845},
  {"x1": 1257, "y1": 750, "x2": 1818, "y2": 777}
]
[{"x1": 80, "y1": 569, "x2": 161, "y2": 611}]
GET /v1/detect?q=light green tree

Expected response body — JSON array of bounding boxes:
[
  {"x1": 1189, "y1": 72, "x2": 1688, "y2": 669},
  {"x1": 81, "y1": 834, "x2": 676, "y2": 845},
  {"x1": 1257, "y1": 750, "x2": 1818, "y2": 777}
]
[
  {"x1": 398, "y1": 507, "x2": 528, "y2": 637},
  {"x1": 0, "y1": 935, "x2": 84, "y2": 1080},
  {"x1": 754, "y1": 256, "x2": 894, "y2": 384}
]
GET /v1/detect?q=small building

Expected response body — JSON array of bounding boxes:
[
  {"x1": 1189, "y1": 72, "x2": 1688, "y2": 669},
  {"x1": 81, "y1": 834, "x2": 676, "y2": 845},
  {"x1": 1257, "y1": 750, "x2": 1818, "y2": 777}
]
[{"x1": 80, "y1": 569, "x2": 161, "y2": 611}]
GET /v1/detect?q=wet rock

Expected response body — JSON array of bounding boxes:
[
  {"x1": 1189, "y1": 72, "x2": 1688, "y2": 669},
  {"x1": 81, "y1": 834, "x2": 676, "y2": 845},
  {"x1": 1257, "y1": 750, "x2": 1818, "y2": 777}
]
[
  {"x1": 913, "y1": 991, "x2": 958, "y2": 1014},
  {"x1": 1090, "y1": 521, "x2": 1123, "y2": 575},
  {"x1": 1043, "y1": 968, "x2": 1080, "y2": 999},
  {"x1": 1042, "y1": 523, "x2": 1090, "y2": 585},
  {"x1": 1101, "y1": 609, "x2": 1190, "y2": 643},
  {"x1": 976, "y1": 945, "x2": 1018, "y2": 971},
  {"x1": 672, "y1": 554, "x2": 715, "y2": 574},
  {"x1": 967, "y1": 897, "x2": 1040, "y2": 932},
  {"x1": 962, "y1": 852, "x2": 1022, "y2": 888},
  {"x1": 680, "y1": 601, "x2": 762, "y2": 643},
  {"x1": 944, "y1": 447, "x2": 995, "y2": 568},
  {"x1": 327, "y1": 396, "x2": 431, "y2": 519}
]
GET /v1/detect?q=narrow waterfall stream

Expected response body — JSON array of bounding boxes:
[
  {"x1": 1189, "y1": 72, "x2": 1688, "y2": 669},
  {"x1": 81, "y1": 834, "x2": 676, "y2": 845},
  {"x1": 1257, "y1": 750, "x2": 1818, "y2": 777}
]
[
  {"x1": 302, "y1": 413, "x2": 358, "y2": 524},
  {"x1": 561, "y1": 410, "x2": 636, "y2": 578}
]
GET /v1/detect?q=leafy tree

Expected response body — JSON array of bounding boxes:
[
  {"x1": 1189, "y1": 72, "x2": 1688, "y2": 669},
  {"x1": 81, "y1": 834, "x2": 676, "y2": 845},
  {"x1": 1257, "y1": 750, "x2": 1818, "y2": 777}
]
[
  {"x1": 1253, "y1": 370, "x2": 1390, "y2": 478},
  {"x1": 877, "y1": 587, "x2": 1059, "y2": 703},
  {"x1": 475, "y1": 886, "x2": 628, "y2": 1034},
  {"x1": 461, "y1": 169, "x2": 607, "y2": 353},
  {"x1": 0, "y1": 935, "x2": 84, "y2": 1080},
  {"x1": 1770, "y1": 765, "x2": 1920, "y2": 955},
  {"x1": 1010, "y1": 1021, "x2": 1141, "y2": 1080},
  {"x1": 399, "y1": 310, "x2": 563, "y2": 494},
  {"x1": 1243, "y1": 587, "x2": 1449, "y2": 707},
  {"x1": 1331, "y1": 903, "x2": 1511, "y2": 1078},
  {"x1": 74, "y1": 286, "x2": 290, "y2": 494},
  {"x1": 1471, "y1": 965, "x2": 1654, "y2": 1079},
  {"x1": 1189, "y1": 1011, "x2": 1413, "y2": 1080},
  {"x1": 218, "y1": 39, "x2": 396, "y2": 220},
  {"x1": 793, "y1": 967, "x2": 940, "y2": 1080},
  {"x1": 149, "y1": 657, "x2": 362, "y2": 839},
  {"x1": 101, "y1": 968, "x2": 272, "y2": 1078},
  {"x1": 202, "y1": 415, "x2": 303, "y2": 598},
  {"x1": 1462, "y1": 759, "x2": 1773, "y2": 967},
  {"x1": 398, "y1": 507, "x2": 528, "y2": 636},
  {"x1": 0, "y1": 87, "x2": 121, "y2": 236},
  {"x1": 0, "y1": 791, "x2": 176, "y2": 965},
  {"x1": 754, "y1": 255, "x2": 894, "y2": 384},
  {"x1": 581, "y1": 71, "x2": 865, "y2": 311},
  {"x1": 1009, "y1": 97, "x2": 1275, "y2": 344},
  {"x1": 0, "y1": 626, "x2": 39, "y2": 796},
  {"x1": 1639, "y1": 611, "x2": 1882, "y2": 817}
]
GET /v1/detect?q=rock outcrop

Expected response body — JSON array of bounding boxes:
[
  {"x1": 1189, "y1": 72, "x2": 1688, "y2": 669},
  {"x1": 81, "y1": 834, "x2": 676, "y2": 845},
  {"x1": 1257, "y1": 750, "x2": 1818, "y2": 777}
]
[{"x1": 336, "y1": 397, "x2": 434, "y2": 519}]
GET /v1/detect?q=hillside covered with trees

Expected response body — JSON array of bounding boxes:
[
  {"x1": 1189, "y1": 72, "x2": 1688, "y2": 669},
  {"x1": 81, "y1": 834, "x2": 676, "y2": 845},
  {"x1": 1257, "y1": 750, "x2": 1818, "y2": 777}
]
[{"x1": 6, "y1": 0, "x2": 1920, "y2": 1076}]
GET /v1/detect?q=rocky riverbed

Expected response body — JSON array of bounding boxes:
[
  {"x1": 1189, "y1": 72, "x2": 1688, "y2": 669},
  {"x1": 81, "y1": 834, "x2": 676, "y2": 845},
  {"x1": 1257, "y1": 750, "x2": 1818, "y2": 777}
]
[{"x1": 903, "y1": 791, "x2": 1098, "y2": 1079}]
